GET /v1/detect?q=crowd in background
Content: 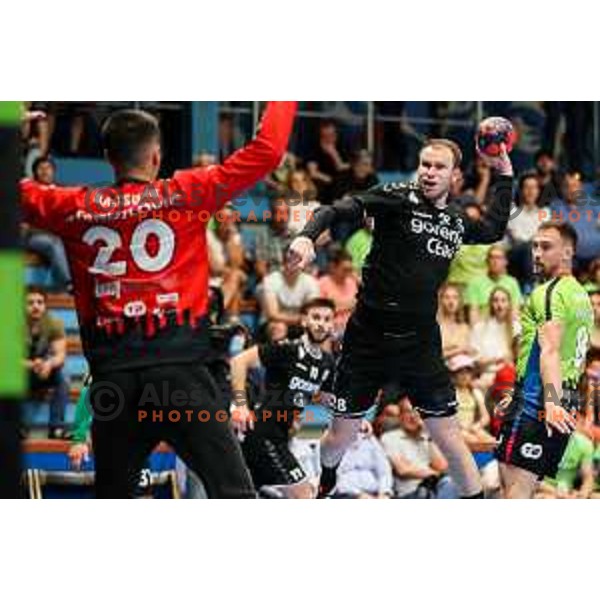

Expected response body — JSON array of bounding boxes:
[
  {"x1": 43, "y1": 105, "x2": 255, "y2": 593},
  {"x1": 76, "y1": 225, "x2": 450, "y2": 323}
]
[{"x1": 22, "y1": 104, "x2": 600, "y2": 498}]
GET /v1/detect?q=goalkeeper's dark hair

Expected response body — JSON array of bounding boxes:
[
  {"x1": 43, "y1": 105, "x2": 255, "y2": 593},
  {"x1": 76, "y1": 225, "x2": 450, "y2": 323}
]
[{"x1": 101, "y1": 109, "x2": 160, "y2": 170}]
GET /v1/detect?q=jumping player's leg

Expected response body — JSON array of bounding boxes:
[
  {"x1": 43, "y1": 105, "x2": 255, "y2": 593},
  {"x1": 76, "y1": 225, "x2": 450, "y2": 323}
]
[
  {"x1": 409, "y1": 325, "x2": 483, "y2": 498},
  {"x1": 424, "y1": 416, "x2": 483, "y2": 498},
  {"x1": 320, "y1": 319, "x2": 383, "y2": 496},
  {"x1": 499, "y1": 463, "x2": 539, "y2": 499}
]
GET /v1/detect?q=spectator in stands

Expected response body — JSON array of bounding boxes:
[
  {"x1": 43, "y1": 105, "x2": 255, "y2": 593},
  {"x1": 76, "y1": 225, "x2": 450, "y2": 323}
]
[
  {"x1": 265, "y1": 320, "x2": 288, "y2": 343},
  {"x1": 24, "y1": 287, "x2": 68, "y2": 439},
  {"x1": 306, "y1": 120, "x2": 350, "y2": 204},
  {"x1": 318, "y1": 248, "x2": 359, "y2": 338},
  {"x1": 470, "y1": 287, "x2": 520, "y2": 391},
  {"x1": 192, "y1": 151, "x2": 216, "y2": 167},
  {"x1": 332, "y1": 429, "x2": 393, "y2": 499},
  {"x1": 464, "y1": 155, "x2": 493, "y2": 206},
  {"x1": 380, "y1": 398, "x2": 458, "y2": 499},
  {"x1": 549, "y1": 170, "x2": 600, "y2": 270},
  {"x1": 506, "y1": 172, "x2": 550, "y2": 292},
  {"x1": 23, "y1": 157, "x2": 72, "y2": 292},
  {"x1": 207, "y1": 205, "x2": 247, "y2": 320},
  {"x1": 331, "y1": 150, "x2": 379, "y2": 201},
  {"x1": 465, "y1": 245, "x2": 522, "y2": 324},
  {"x1": 446, "y1": 201, "x2": 490, "y2": 288},
  {"x1": 260, "y1": 256, "x2": 320, "y2": 330},
  {"x1": 437, "y1": 282, "x2": 473, "y2": 363},
  {"x1": 534, "y1": 149, "x2": 560, "y2": 204},
  {"x1": 584, "y1": 258, "x2": 600, "y2": 294},
  {"x1": 536, "y1": 405, "x2": 595, "y2": 499},
  {"x1": 266, "y1": 152, "x2": 298, "y2": 193},
  {"x1": 448, "y1": 354, "x2": 495, "y2": 451},
  {"x1": 254, "y1": 196, "x2": 294, "y2": 281},
  {"x1": 285, "y1": 168, "x2": 320, "y2": 235},
  {"x1": 345, "y1": 217, "x2": 373, "y2": 277},
  {"x1": 589, "y1": 291, "x2": 600, "y2": 350}
]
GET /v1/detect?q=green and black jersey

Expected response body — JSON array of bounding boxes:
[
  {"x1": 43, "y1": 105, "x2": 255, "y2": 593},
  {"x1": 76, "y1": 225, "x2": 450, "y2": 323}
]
[{"x1": 517, "y1": 276, "x2": 593, "y2": 419}]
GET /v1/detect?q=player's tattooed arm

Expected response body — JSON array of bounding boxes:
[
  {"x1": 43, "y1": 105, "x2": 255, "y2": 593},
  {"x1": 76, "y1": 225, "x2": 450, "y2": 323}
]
[{"x1": 539, "y1": 320, "x2": 576, "y2": 436}]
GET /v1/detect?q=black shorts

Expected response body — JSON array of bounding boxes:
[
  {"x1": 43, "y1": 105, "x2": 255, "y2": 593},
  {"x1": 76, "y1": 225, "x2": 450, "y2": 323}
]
[
  {"x1": 496, "y1": 414, "x2": 570, "y2": 479},
  {"x1": 90, "y1": 363, "x2": 255, "y2": 499},
  {"x1": 242, "y1": 433, "x2": 306, "y2": 489},
  {"x1": 330, "y1": 307, "x2": 456, "y2": 419}
]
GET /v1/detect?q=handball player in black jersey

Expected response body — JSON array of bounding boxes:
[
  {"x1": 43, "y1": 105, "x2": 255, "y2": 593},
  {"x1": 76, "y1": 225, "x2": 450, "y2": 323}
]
[
  {"x1": 230, "y1": 298, "x2": 336, "y2": 499},
  {"x1": 288, "y1": 137, "x2": 514, "y2": 498}
]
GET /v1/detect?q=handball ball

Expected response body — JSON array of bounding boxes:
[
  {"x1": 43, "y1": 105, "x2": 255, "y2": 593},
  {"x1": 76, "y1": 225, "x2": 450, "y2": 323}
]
[{"x1": 476, "y1": 117, "x2": 516, "y2": 157}]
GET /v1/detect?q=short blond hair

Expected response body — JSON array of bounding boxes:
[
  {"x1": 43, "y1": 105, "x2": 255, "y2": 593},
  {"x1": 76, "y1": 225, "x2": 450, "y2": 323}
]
[{"x1": 422, "y1": 139, "x2": 463, "y2": 168}]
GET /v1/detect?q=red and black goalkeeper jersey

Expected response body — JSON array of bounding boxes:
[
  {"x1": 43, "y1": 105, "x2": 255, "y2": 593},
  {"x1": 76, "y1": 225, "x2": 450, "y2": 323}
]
[{"x1": 21, "y1": 102, "x2": 297, "y2": 374}]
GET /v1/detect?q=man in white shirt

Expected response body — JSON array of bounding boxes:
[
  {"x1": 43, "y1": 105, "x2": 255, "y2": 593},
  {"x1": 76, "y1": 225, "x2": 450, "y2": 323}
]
[{"x1": 381, "y1": 398, "x2": 458, "y2": 499}]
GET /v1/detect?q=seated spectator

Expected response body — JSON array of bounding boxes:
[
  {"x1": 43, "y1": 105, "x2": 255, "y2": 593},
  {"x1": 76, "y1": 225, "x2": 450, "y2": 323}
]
[
  {"x1": 260, "y1": 257, "x2": 320, "y2": 330},
  {"x1": 285, "y1": 168, "x2": 320, "y2": 235},
  {"x1": 344, "y1": 218, "x2": 373, "y2": 277},
  {"x1": 471, "y1": 287, "x2": 520, "y2": 391},
  {"x1": 318, "y1": 248, "x2": 359, "y2": 338},
  {"x1": 447, "y1": 202, "x2": 490, "y2": 288},
  {"x1": 265, "y1": 320, "x2": 289, "y2": 343},
  {"x1": 24, "y1": 287, "x2": 68, "y2": 439},
  {"x1": 332, "y1": 430, "x2": 393, "y2": 499},
  {"x1": 331, "y1": 150, "x2": 379, "y2": 201},
  {"x1": 380, "y1": 398, "x2": 458, "y2": 499},
  {"x1": 506, "y1": 172, "x2": 550, "y2": 292},
  {"x1": 583, "y1": 258, "x2": 600, "y2": 294},
  {"x1": 448, "y1": 355, "x2": 496, "y2": 452},
  {"x1": 254, "y1": 197, "x2": 294, "y2": 281},
  {"x1": 534, "y1": 149, "x2": 560, "y2": 204},
  {"x1": 549, "y1": 171, "x2": 600, "y2": 270},
  {"x1": 536, "y1": 406, "x2": 595, "y2": 499},
  {"x1": 465, "y1": 245, "x2": 523, "y2": 324},
  {"x1": 23, "y1": 157, "x2": 72, "y2": 292},
  {"x1": 437, "y1": 282, "x2": 472, "y2": 362},
  {"x1": 583, "y1": 350, "x2": 600, "y2": 441},
  {"x1": 265, "y1": 152, "x2": 298, "y2": 193},
  {"x1": 306, "y1": 120, "x2": 350, "y2": 204},
  {"x1": 207, "y1": 205, "x2": 247, "y2": 320},
  {"x1": 590, "y1": 292, "x2": 600, "y2": 351},
  {"x1": 192, "y1": 151, "x2": 216, "y2": 167}
]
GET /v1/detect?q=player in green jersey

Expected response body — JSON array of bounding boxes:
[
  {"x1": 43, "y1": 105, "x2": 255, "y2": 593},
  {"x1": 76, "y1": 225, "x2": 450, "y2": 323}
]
[{"x1": 496, "y1": 222, "x2": 594, "y2": 499}]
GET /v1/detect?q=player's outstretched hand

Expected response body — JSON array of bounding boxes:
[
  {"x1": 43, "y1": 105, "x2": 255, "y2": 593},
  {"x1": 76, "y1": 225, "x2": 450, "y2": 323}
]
[
  {"x1": 68, "y1": 443, "x2": 90, "y2": 471},
  {"x1": 287, "y1": 236, "x2": 316, "y2": 272},
  {"x1": 230, "y1": 403, "x2": 255, "y2": 440},
  {"x1": 477, "y1": 142, "x2": 514, "y2": 177},
  {"x1": 544, "y1": 402, "x2": 577, "y2": 437}
]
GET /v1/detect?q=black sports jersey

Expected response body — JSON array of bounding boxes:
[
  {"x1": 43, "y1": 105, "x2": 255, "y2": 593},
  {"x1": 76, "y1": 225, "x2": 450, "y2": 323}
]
[
  {"x1": 302, "y1": 177, "x2": 513, "y2": 318},
  {"x1": 254, "y1": 337, "x2": 335, "y2": 439}
]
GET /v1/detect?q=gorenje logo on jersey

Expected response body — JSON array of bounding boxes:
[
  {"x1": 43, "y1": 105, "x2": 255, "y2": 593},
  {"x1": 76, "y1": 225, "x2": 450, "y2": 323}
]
[
  {"x1": 410, "y1": 212, "x2": 463, "y2": 259},
  {"x1": 288, "y1": 377, "x2": 320, "y2": 394}
]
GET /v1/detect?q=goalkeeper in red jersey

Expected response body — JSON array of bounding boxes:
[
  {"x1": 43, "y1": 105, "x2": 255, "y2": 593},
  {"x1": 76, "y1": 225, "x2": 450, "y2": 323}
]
[{"x1": 21, "y1": 102, "x2": 297, "y2": 498}]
